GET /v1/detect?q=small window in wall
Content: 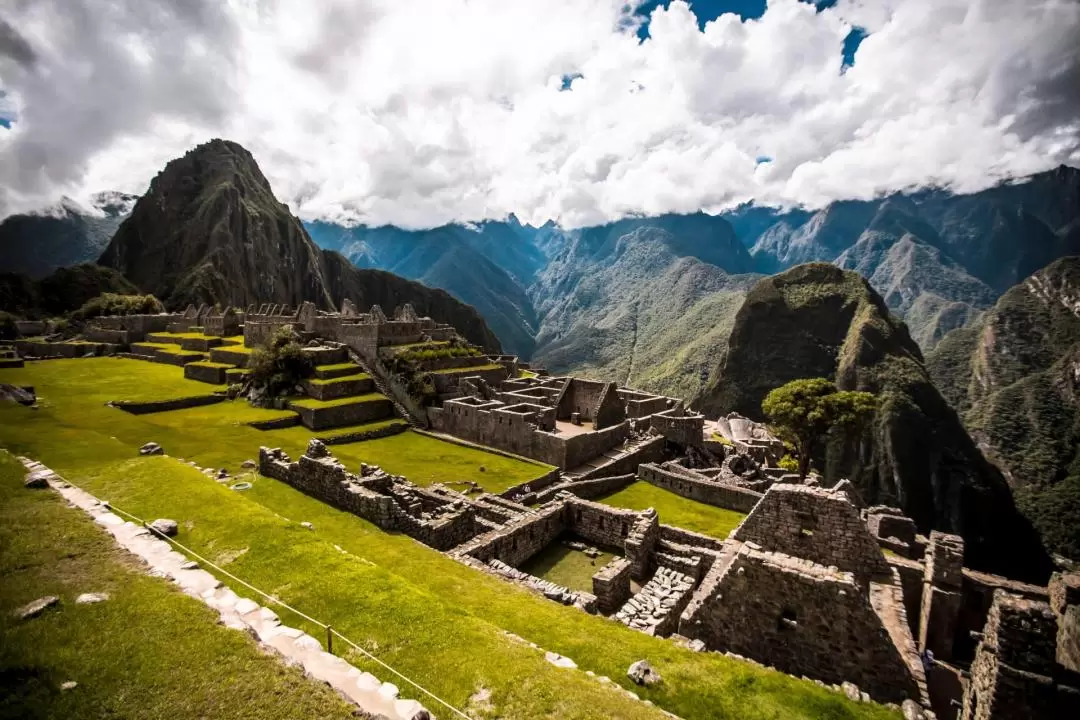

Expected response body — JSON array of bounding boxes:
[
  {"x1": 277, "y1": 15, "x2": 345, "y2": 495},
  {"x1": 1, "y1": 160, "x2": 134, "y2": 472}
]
[
  {"x1": 778, "y1": 609, "x2": 798, "y2": 630},
  {"x1": 621, "y1": 523, "x2": 628, "y2": 538}
]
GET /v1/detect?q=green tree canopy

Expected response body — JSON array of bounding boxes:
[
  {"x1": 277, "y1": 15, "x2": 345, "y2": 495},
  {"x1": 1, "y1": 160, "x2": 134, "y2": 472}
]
[
  {"x1": 247, "y1": 325, "x2": 315, "y2": 403},
  {"x1": 762, "y1": 378, "x2": 876, "y2": 480}
]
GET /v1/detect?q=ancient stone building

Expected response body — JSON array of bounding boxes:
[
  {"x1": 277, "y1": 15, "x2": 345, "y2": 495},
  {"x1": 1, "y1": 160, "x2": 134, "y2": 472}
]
[{"x1": 961, "y1": 591, "x2": 1080, "y2": 719}]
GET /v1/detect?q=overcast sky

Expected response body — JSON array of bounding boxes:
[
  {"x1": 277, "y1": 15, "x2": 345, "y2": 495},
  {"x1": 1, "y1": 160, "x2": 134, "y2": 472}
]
[{"x1": 0, "y1": 0, "x2": 1078, "y2": 227}]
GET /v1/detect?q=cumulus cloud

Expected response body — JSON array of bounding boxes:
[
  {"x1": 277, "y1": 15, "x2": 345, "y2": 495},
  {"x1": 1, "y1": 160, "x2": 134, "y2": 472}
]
[{"x1": 0, "y1": 0, "x2": 1077, "y2": 226}]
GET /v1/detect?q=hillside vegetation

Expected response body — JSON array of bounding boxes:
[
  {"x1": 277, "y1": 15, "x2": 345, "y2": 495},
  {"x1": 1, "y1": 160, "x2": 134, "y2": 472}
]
[
  {"x1": 697, "y1": 263, "x2": 1051, "y2": 581},
  {"x1": 928, "y1": 256, "x2": 1080, "y2": 558}
]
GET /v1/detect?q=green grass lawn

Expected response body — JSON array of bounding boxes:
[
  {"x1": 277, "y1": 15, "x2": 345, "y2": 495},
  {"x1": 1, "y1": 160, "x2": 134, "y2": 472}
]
[
  {"x1": 288, "y1": 392, "x2": 387, "y2": 409},
  {"x1": 0, "y1": 358, "x2": 898, "y2": 719},
  {"x1": 306, "y1": 372, "x2": 372, "y2": 386},
  {"x1": 519, "y1": 540, "x2": 616, "y2": 593},
  {"x1": 428, "y1": 363, "x2": 504, "y2": 374},
  {"x1": 314, "y1": 362, "x2": 360, "y2": 373},
  {"x1": 597, "y1": 482, "x2": 747, "y2": 540},
  {"x1": 0, "y1": 451, "x2": 358, "y2": 720}
]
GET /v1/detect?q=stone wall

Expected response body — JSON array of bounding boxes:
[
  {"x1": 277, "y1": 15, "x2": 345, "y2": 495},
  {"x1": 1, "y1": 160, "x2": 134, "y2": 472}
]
[
  {"x1": 1050, "y1": 572, "x2": 1080, "y2": 674},
  {"x1": 639, "y1": 463, "x2": 762, "y2": 514},
  {"x1": 681, "y1": 545, "x2": 922, "y2": 704},
  {"x1": 624, "y1": 508, "x2": 660, "y2": 581},
  {"x1": 562, "y1": 422, "x2": 629, "y2": 470},
  {"x1": 564, "y1": 496, "x2": 640, "y2": 550},
  {"x1": 112, "y1": 394, "x2": 225, "y2": 415},
  {"x1": 184, "y1": 362, "x2": 230, "y2": 385},
  {"x1": 616, "y1": 566, "x2": 696, "y2": 637},
  {"x1": 592, "y1": 382, "x2": 626, "y2": 430},
  {"x1": 593, "y1": 557, "x2": 632, "y2": 613},
  {"x1": 961, "y1": 591, "x2": 1080, "y2": 719},
  {"x1": 455, "y1": 503, "x2": 567, "y2": 567},
  {"x1": 487, "y1": 559, "x2": 598, "y2": 612},
  {"x1": 649, "y1": 409, "x2": 704, "y2": 447},
  {"x1": 556, "y1": 378, "x2": 608, "y2": 422},
  {"x1": 290, "y1": 397, "x2": 394, "y2": 430},
  {"x1": 731, "y1": 484, "x2": 892, "y2": 581},
  {"x1": 533, "y1": 473, "x2": 636, "y2": 504},
  {"x1": 259, "y1": 446, "x2": 476, "y2": 552},
  {"x1": 919, "y1": 531, "x2": 965, "y2": 661}
]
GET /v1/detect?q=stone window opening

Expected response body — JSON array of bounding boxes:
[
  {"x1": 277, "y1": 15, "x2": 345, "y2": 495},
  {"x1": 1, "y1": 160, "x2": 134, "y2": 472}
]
[{"x1": 778, "y1": 608, "x2": 798, "y2": 630}]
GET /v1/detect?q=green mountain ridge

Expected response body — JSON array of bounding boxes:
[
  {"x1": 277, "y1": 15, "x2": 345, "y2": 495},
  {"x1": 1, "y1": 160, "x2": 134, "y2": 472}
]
[
  {"x1": 927, "y1": 256, "x2": 1080, "y2": 558},
  {"x1": 697, "y1": 263, "x2": 1051, "y2": 581}
]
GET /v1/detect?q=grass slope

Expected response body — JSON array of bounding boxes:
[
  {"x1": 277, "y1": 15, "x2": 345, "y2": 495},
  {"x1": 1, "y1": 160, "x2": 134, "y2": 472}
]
[
  {"x1": 0, "y1": 358, "x2": 897, "y2": 719},
  {"x1": 598, "y1": 482, "x2": 746, "y2": 540},
  {"x1": 0, "y1": 451, "x2": 357, "y2": 720}
]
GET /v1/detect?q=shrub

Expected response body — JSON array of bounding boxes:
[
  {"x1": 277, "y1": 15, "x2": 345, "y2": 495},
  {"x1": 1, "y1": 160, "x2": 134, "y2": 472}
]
[
  {"x1": 0, "y1": 312, "x2": 16, "y2": 341},
  {"x1": 70, "y1": 293, "x2": 165, "y2": 321},
  {"x1": 778, "y1": 454, "x2": 799, "y2": 473},
  {"x1": 247, "y1": 325, "x2": 314, "y2": 402}
]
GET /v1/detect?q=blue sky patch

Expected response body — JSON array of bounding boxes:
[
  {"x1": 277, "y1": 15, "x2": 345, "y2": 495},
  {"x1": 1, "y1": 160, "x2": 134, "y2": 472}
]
[
  {"x1": 560, "y1": 73, "x2": 584, "y2": 91},
  {"x1": 632, "y1": 0, "x2": 864, "y2": 68}
]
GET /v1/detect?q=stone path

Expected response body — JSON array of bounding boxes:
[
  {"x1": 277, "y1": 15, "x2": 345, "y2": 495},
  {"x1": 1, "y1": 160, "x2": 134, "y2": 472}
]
[{"x1": 18, "y1": 457, "x2": 432, "y2": 720}]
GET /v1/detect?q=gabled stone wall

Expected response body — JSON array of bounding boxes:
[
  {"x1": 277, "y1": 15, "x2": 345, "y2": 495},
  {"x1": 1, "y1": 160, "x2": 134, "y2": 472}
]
[{"x1": 731, "y1": 484, "x2": 892, "y2": 581}]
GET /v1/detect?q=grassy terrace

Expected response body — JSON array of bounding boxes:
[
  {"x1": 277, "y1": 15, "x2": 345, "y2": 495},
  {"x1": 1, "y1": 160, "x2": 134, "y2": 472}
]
[
  {"x1": 187, "y1": 360, "x2": 234, "y2": 369},
  {"x1": 288, "y1": 392, "x2": 387, "y2": 409},
  {"x1": 428, "y1": 362, "x2": 505, "y2": 374},
  {"x1": 385, "y1": 341, "x2": 450, "y2": 354},
  {"x1": 0, "y1": 452, "x2": 358, "y2": 720},
  {"x1": 314, "y1": 362, "x2": 360, "y2": 373},
  {"x1": 130, "y1": 342, "x2": 203, "y2": 356},
  {"x1": 306, "y1": 372, "x2": 371, "y2": 386},
  {"x1": 0, "y1": 359, "x2": 896, "y2": 719},
  {"x1": 598, "y1": 482, "x2": 747, "y2": 540}
]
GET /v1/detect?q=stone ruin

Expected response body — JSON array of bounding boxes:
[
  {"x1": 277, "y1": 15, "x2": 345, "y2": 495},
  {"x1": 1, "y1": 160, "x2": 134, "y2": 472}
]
[{"x1": 430, "y1": 375, "x2": 699, "y2": 475}]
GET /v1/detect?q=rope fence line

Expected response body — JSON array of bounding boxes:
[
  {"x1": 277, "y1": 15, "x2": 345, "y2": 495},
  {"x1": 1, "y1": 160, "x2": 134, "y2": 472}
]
[{"x1": 42, "y1": 467, "x2": 475, "y2": 720}]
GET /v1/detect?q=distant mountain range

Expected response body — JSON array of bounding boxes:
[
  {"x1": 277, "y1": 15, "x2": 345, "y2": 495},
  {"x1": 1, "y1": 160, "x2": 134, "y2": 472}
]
[
  {"x1": 2, "y1": 156, "x2": 1077, "y2": 368},
  {"x1": 0, "y1": 191, "x2": 137, "y2": 279},
  {"x1": 2, "y1": 140, "x2": 1078, "y2": 568}
]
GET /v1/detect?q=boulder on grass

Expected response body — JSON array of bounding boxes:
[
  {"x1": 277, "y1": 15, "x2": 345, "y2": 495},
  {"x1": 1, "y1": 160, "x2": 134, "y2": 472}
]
[
  {"x1": 627, "y1": 659, "x2": 661, "y2": 686},
  {"x1": 14, "y1": 595, "x2": 59, "y2": 620},
  {"x1": 23, "y1": 469, "x2": 51, "y2": 489},
  {"x1": 139, "y1": 442, "x2": 164, "y2": 456},
  {"x1": 149, "y1": 519, "x2": 179, "y2": 537}
]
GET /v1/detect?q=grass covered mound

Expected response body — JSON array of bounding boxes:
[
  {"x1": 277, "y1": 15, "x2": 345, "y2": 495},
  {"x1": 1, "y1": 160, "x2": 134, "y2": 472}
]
[
  {"x1": 0, "y1": 451, "x2": 358, "y2": 720},
  {"x1": 697, "y1": 263, "x2": 1051, "y2": 582},
  {"x1": 0, "y1": 357, "x2": 898, "y2": 719}
]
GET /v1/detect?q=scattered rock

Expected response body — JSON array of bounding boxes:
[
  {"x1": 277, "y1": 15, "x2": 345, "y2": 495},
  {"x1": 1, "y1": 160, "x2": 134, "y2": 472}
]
[
  {"x1": 180, "y1": 560, "x2": 199, "y2": 570},
  {"x1": 901, "y1": 699, "x2": 927, "y2": 720},
  {"x1": 300, "y1": 522, "x2": 313, "y2": 530},
  {"x1": 139, "y1": 442, "x2": 163, "y2": 456},
  {"x1": 23, "y1": 469, "x2": 50, "y2": 489},
  {"x1": 149, "y1": 519, "x2": 179, "y2": 537},
  {"x1": 217, "y1": 468, "x2": 229, "y2": 479},
  {"x1": 60, "y1": 681, "x2": 77, "y2": 691},
  {"x1": 241, "y1": 459, "x2": 256, "y2": 469},
  {"x1": 75, "y1": 592, "x2": 109, "y2": 604},
  {"x1": 841, "y1": 681, "x2": 861, "y2": 702},
  {"x1": 14, "y1": 595, "x2": 59, "y2": 620},
  {"x1": 686, "y1": 638, "x2": 706, "y2": 652},
  {"x1": 544, "y1": 651, "x2": 577, "y2": 669},
  {"x1": 627, "y1": 659, "x2": 662, "y2": 686},
  {"x1": 584, "y1": 547, "x2": 600, "y2": 559},
  {"x1": 0, "y1": 384, "x2": 35, "y2": 405},
  {"x1": 306, "y1": 438, "x2": 329, "y2": 458}
]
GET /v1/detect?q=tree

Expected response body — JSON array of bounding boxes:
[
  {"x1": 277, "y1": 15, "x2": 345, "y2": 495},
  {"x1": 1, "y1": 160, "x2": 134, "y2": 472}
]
[
  {"x1": 762, "y1": 378, "x2": 876, "y2": 480},
  {"x1": 247, "y1": 325, "x2": 314, "y2": 404}
]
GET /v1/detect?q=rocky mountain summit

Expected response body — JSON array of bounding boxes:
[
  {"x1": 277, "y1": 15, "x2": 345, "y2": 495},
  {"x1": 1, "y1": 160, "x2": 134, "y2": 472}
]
[
  {"x1": 97, "y1": 139, "x2": 501, "y2": 350},
  {"x1": 697, "y1": 263, "x2": 1050, "y2": 580},
  {"x1": 928, "y1": 256, "x2": 1080, "y2": 558}
]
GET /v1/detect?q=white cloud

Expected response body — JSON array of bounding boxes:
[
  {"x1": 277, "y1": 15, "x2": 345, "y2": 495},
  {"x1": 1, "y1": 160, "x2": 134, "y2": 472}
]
[{"x1": 0, "y1": 0, "x2": 1077, "y2": 227}]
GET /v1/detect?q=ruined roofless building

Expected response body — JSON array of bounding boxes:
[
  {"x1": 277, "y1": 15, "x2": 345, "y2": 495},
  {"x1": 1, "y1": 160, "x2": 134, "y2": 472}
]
[{"x1": 680, "y1": 483, "x2": 928, "y2": 705}]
